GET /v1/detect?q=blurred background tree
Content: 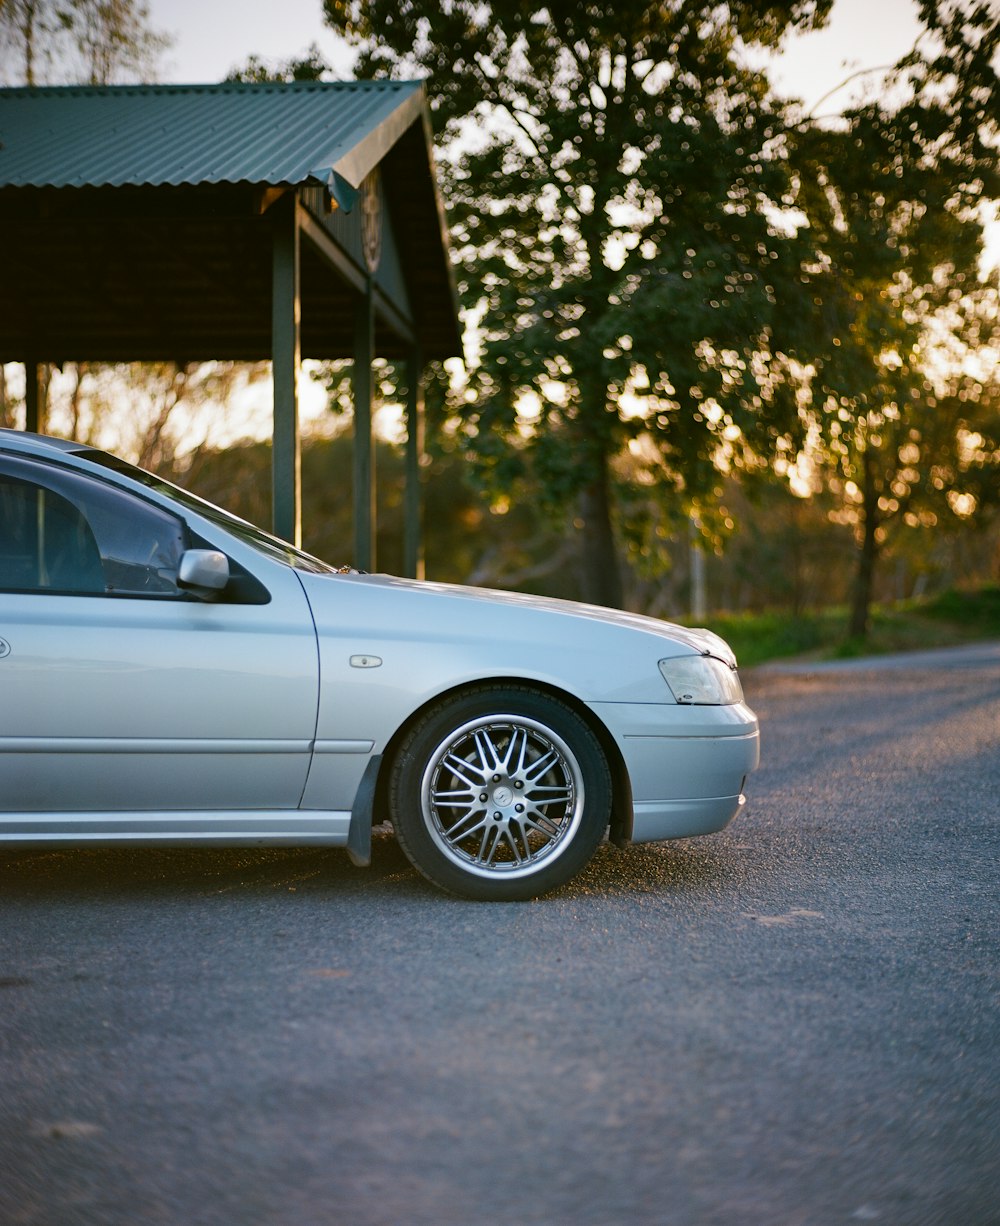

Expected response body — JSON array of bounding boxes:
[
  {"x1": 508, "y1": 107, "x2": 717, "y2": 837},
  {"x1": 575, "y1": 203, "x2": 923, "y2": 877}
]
[
  {"x1": 784, "y1": 0, "x2": 1000, "y2": 636},
  {"x1": 325, "y1": 0, "x2": 835, "y2": 608},
  {"x1": 0, "y1": 0, "x2": 170, "y2": 85},
  {"x1": 323, "y1": 0, "x2": 998, "y2": 628}
]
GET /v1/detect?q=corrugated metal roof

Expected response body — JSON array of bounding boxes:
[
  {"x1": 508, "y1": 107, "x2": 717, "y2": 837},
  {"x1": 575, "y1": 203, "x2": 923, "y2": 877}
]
[
  {"x1": 0, "y1": 81, "x2": 426, "y2": 207},
  {"x1": 0, "y1": 80, "x2": 462, "y2": 361}
]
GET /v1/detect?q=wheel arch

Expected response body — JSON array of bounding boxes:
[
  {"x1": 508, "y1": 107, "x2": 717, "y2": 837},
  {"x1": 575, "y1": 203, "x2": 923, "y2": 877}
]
[{"x1": 373, "y1": 677, "x2": 633, "y2": 846}]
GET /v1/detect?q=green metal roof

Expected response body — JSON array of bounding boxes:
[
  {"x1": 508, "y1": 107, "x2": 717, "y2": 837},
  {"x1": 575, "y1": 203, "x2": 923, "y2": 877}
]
[
  {"x1": 0, "y1": 81, "x2": 462, "y2": 361},
  {"x1": 0, "y1": 80, "x2": 426, "y2": 211}
]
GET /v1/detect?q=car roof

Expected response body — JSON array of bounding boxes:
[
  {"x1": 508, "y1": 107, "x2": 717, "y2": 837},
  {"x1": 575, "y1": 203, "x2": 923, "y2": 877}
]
[{"x1": 0, "y1": 429, "x2": 91, "y2": 457}]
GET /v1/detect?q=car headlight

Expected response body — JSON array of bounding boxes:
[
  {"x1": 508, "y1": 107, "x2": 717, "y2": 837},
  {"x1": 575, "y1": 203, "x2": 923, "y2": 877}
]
[{"x1": 658, "y1": 654, "x2": 744, "y2": 705}]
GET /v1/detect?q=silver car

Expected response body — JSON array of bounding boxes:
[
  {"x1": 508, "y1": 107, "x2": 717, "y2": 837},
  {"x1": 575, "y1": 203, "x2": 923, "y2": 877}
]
[{"x1": 0, "y1": 429, "x2": 760, "y2": 899}]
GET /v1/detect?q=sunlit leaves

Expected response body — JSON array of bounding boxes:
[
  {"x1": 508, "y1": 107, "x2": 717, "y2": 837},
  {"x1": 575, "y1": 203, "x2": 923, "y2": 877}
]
[
  {"x1": 323, "y1": 0, "x2": 998, "y2": 613},
  {"x1": 780, "y1": 4, "x2": 1000, "y2": 634}
]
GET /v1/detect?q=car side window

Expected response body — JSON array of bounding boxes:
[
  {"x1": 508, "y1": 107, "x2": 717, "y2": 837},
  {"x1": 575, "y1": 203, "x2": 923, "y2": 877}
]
[{"x1": 0, "y1": 455, "x2": 187, "y2": 597}]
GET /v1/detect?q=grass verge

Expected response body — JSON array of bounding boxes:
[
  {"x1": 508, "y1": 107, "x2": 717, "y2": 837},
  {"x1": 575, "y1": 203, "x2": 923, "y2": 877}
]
[{"x1": 693, "y1": 585, "x2": 1000, "y2": 668}]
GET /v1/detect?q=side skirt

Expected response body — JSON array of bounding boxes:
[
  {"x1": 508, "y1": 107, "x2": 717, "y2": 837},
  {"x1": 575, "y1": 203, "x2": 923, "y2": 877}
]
[{"x1": 0, "y1": 810, "x2": 354, "y2": 847}]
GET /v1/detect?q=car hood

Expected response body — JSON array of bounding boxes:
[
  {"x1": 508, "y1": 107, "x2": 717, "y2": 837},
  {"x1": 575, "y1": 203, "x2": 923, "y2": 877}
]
[{"x1": 305, "y1": 572, "x2": 738, "y2": 667}]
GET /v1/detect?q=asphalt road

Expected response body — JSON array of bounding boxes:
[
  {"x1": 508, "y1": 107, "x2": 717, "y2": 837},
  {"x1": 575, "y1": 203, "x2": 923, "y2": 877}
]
[{"x1": 1, "y1": 643, "x2": 998, "y2": 1226}]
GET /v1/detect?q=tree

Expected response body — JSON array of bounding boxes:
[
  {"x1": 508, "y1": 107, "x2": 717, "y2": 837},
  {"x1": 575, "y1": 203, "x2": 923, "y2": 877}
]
[
  {"x1": 0, "y1": 0, "x2": 169, "y2": 85},
  {"x1": 784, "y1": 0, "x2": 1000, "y2": 637},
  {"x1": 72, "y1": 0, "x2": 169, "y2": 84},
  {"x1": 324, "y1": 0, "x2": 833, "y2": 608},
  {"x1": 226, "y1": 43, "x2": 335, "y2": 85},
  {"x1": 41, "y1": 361, "x2": 272, "y2": 471},
  {"x1": 0, "y1": 0, "x2": 62, "y2": 84}
]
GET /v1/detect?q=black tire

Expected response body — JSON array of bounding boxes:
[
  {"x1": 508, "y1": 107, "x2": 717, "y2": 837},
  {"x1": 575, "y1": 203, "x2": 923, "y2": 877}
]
[{"x1": 389, "y1": 685, "x2": 612, "y2": 900}]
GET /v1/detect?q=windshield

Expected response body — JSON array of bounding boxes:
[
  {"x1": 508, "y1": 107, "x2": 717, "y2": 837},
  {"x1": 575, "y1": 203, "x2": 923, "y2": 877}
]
[{"x1": 81, "y1": 450, "x2": 341, "y2": 575}]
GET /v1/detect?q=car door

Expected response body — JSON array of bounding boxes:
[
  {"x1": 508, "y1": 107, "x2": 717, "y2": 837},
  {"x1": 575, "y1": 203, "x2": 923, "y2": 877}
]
[{"x1": 0, "y1": 453, "x2": 319, "y2": 823}]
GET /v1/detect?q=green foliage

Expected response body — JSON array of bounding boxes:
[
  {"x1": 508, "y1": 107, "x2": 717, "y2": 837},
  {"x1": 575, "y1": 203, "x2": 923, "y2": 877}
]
[
  {"x1": 225, "y1": 43, "x2": 334, "y2": 84},
  {"x1": 324, "y1": 0, "x2": 834, "y2": 607},
  {"x1": 780, "y1": 0, "x2": 1000, "y2": 637},
  {"x1": 702, "y1": 585, "x2": 1000, "y2": 668},
  {"x1": 832, "y1": 588, "x2": 1000, "y2": 658},
  {"x1": 320, "y1": 0, "x2": 1000, "y2": 623},
  {"x1": 161, "y1": 429, "x2": 997, "y2": 643},
  {"x1": 694, "y1": 608, "x2": 833, "y2": 667},
  {"x1": 170, "y1": 430, "x2": 573, "y2": 590},
  {"x1": 919, "y1": 584, "x2": 1000, "y2": 632}
]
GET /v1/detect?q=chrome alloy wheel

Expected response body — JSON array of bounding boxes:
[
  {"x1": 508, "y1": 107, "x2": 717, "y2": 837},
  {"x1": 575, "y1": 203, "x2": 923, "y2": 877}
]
[{"x1": 420, "y1": 715, "x2": 586, "y2": 879}]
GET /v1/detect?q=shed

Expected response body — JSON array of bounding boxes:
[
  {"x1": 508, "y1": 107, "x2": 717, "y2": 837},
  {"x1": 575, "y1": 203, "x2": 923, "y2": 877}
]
[{"x1": 0, "y1": 81, "x2": 462, "y2": 573}]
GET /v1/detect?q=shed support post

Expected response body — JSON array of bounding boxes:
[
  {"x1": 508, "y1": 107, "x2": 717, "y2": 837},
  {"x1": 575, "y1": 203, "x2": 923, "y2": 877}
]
[
  {"x1": 352, "y1": 276, "x2": 376, "y2": 572},
  {"x1": 404, "y1": 346, "x2": 425, "y2": 580},
  {"x1": 271, "y1": 196, "x2": 302, "y2": 546},
  {"x1": 24, "y1": 360, "x2": 44, "y2": 434}
]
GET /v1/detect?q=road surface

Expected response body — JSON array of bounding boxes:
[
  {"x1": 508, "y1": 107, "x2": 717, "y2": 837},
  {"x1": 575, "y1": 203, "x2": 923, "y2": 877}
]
[{"x1": 1, "y1": 644, "x2": 997, "y2": 1225}]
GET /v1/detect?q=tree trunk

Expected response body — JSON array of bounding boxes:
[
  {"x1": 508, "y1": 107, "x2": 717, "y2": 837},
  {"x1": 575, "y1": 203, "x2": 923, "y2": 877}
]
[
  {"x1": 574, "y1": 453, "x2": 623, "y2": 609},
  {"x1": 849, "y1": 459, "x2": 880, "y2": 639}
]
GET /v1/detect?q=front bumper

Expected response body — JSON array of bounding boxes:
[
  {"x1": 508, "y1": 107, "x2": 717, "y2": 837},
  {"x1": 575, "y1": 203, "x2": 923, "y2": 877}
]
[{"x1": 589, "y1": 700, "x2": 760, "y2": 844}]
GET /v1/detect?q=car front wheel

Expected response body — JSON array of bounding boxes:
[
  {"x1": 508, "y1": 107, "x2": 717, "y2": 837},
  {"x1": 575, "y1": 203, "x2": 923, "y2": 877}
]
[{"x1": 389, "y1": 686, "x2": 612, "y2": 900}]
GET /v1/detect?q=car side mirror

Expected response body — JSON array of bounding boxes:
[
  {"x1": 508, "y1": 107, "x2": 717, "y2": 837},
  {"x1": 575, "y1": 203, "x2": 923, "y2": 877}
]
[{"x1": 177, "y1": 549, "x2": 230, "y2": 598}]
